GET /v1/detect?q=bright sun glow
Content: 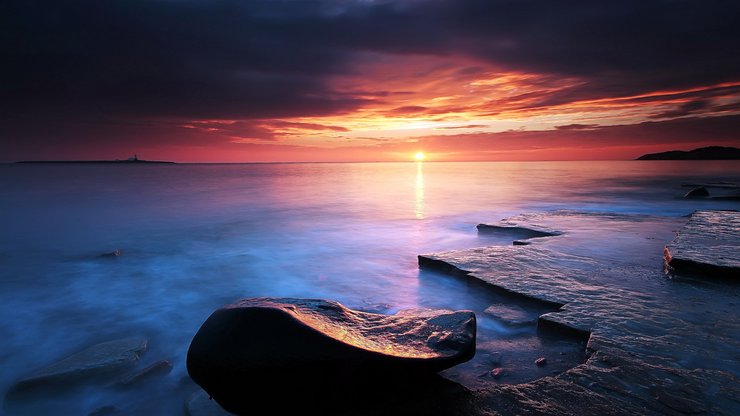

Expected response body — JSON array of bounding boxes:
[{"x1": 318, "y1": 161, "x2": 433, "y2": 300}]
[{"x1": 414, "y1": 152, "x2": 426, "y2": 161}]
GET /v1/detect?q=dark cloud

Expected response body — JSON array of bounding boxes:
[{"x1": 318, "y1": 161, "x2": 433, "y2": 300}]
[
  {"x1": 650, "y1": 100, "x2": 712, "y2": 119},
  {"x1": 555, "y1": 124, "x2": 600, "y2": 131},
  {"x1": 439, "y1": 1, "x2": 740, "y2": 93},
  {"x1": 1, "y1": 0, "x2": 373, "y2": 121},
  {"x1": 409, "y1": 114, "x2": 740, "y2": 157},
  {"x1": 2, "y1": 0, "x2": 739, "y2": 155}
]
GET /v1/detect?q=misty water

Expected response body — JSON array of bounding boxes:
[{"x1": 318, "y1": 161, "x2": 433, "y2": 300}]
[{"x1": 1, "y1": 161, "x2": 738, "y2": 415}]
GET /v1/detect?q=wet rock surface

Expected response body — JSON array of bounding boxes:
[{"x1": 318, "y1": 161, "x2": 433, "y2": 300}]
[
  {"x1": 683, "y1": 187, "x2": 709, "y2": 198},
  {"x1": 98, "y1": 249, "x2": 122, "y2": 259},
  {"x1": 477, "y1": 223, "x2": 561, "y2": 240},
  {"x1": 88, "y1": 405, "x2": 120, "y2": 416},
  {"x1": 665, "y1": 210, "x2": 739, "y2": 278},
  {"x1": 186, "y1": 391, "x2": 233, "y2": 416},
  {"x1": 681, "y1": 182, "x2": 740, "y2": 200},
  {"x1": 7, "y1": 338, "x2": 147, "y2": 396},
  {"x1": 421, "y1": 211, "x2": 740, "y2": 415},
  {"x1": 187, "y1": 298, "x2": 476, "y2": 414},
  {"x1": 117, "y1": 359, "x2": 172, "y2": 387},
  {"x1": 483, "y1": 304, "x2": 535, "y2": 326}
]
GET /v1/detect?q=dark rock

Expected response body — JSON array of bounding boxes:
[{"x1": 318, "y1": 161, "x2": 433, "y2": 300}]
[
  {"x1": 99, "y1": 249, "x2": 122, "y2": 258},
  {"x1": 664, "y1": 210, "x2": 739, "y2": 278},
  {"x1": 483, "y1": 304, "x2": 535, "y2": 326},
  {"x1": 186, "y1": 390, "x2": 233, "y2": 416},
  {"x1": 118, "y1": 359, "x2": 172, "y2": 386},
  {"x1": 8, "y1": 338, "x2": 147, "y2": 395},
  {"x1": 652, "y1": 386, "x2": 708, "y2": 414},
  {"x1": 535, "y1": 357, "x2": 547, "y2": 366},
  {"x1": 88, "y1": 405, "x2": 120, "y2": 416},
  {"x1": 683, "y1": 186, "x2": 709, "y2": 198},
  {"x1": 486, "y1": 352, "x2": 503, "y2": 366},
  {"x1": 477, "y1": 223, "x2": 560, "y2": 239},
  {"x1": 711, "y1": 194, "x2": 740, "y2": 201},
  {"x1": 187, "y1": 298, "x2": 476, "y2": 415},
  {"x1": 512, "y1": 240, "x2": 530, "y2": 246}
]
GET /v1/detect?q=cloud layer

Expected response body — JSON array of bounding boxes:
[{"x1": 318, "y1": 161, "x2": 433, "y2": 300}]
[{"x1": 2, "y1": 0, "x2": 739, "y2": 161}]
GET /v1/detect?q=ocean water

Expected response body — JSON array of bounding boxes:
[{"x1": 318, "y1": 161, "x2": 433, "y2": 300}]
[{"x1": 0, "y1": 160, "x2": 738, "y2": 414}]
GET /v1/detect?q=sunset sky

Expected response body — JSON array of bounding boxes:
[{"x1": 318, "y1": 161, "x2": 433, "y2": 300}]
[{"x1": 2, "y1": 0, "x2": 740, "y2": 162}]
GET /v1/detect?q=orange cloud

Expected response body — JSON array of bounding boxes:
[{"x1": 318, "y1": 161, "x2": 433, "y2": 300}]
[{"x1": 173, "y1": 53, "x2": 740, "y2": 160}]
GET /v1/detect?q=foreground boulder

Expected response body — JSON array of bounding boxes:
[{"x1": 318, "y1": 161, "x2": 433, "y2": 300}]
[
  {"x1": 8, "y1": 338, "x2": 147, "y2": 396},
  {"x1": 187, "y1": 298, "x2": 476, "y2": 415},
  {"x1": 186, "y1": 390, "x2": 232, "y2": 416}
]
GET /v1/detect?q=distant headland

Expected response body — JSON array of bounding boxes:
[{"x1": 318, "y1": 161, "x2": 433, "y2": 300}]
[
  {"x1": 15, "y1": 155, "x2": 175, "y2": 164},
  {"x1": 636, "y1": 146, "x2": 740, "y2": 160}
]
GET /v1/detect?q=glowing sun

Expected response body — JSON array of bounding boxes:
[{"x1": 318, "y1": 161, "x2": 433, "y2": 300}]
[{"x1": 414, "y1": 152, "x2": 426, "y2": 161}]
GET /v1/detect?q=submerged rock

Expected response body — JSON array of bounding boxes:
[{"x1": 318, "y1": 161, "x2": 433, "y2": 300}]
[
  {"x1": 483, "y1": 304, "x2": 535, "y2": 326},
  {"x1": 98, "y1": 249, "x2": 122, "y2": 258},
  {"x1": 88, "y1": 405, "x2": 120, "y2": 416},
  {"x1": 664, "y1": 210, "x2": 739, "y2": 278},
  {"x1": 8, "y1": 338, "x2": 147, "y2": 396},
  {"x1": 187, "y1": 298, "x2": 476, "y2": 414},
  {"x1": 118, "y1": 359, "x2": 172, "y2": 386},
  {"x1": 683, "y1": 186, "x2": 709, "y2": 198}
]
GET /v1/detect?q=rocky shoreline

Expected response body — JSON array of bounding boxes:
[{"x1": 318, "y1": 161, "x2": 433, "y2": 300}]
[
  {"x1": 420, "y1": 210, "x2": 739, "y2": 415},
  {"x1": 3, "y1": 210, "x2": 738, "y2": 415}
]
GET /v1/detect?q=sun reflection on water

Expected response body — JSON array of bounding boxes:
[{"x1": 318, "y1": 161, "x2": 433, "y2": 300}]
[{"x1": 415, "y1": 161, "x2": 425, "y2": 219}]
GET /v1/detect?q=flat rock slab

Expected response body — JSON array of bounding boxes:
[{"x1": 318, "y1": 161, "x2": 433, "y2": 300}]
[
  {"x1": 187, "y1": 298, "x2": 476, "y2": 414},
  {"x1": 665, "y1": 210, "x2": 740, "y2": 278},
  {"x1": 8, "y1": 338, "x2": 147, "y2": 395},
  {"x1": 477, "y1": 223, "x2": 561, "y2": 240},
  {"x1": 420, "y1": 211, "x2": 740, "y2": 415}
]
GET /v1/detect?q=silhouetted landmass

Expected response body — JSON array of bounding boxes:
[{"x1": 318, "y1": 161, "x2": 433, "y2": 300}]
[
  {"x1": 636, "y1": 146, "x2": 740, "y2": 160},
  {"x1": 15, "y1": 159, "x2": 175, "y2": 164}
]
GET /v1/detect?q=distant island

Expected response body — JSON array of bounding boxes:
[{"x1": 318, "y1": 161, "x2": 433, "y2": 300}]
[
  {"x1": 636, "y1": 146, "x2": 740, "y2": 160},
  {"x1": 16, "y1": 155, "x2": 175, "y2": 164}
]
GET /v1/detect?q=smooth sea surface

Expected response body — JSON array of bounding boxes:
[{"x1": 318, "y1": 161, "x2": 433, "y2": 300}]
[{"x1": 1, "y1": 160, "x2": 738, "y2": 414}]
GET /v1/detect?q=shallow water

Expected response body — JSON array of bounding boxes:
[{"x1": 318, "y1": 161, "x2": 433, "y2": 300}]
[{"x1": 0, "y1": 161, "x2": 738, "y2": 414}]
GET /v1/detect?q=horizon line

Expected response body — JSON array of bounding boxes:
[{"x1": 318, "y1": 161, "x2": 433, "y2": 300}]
[{"x1": 4, "y1": 159, "x2": 733, "y2": 165}]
